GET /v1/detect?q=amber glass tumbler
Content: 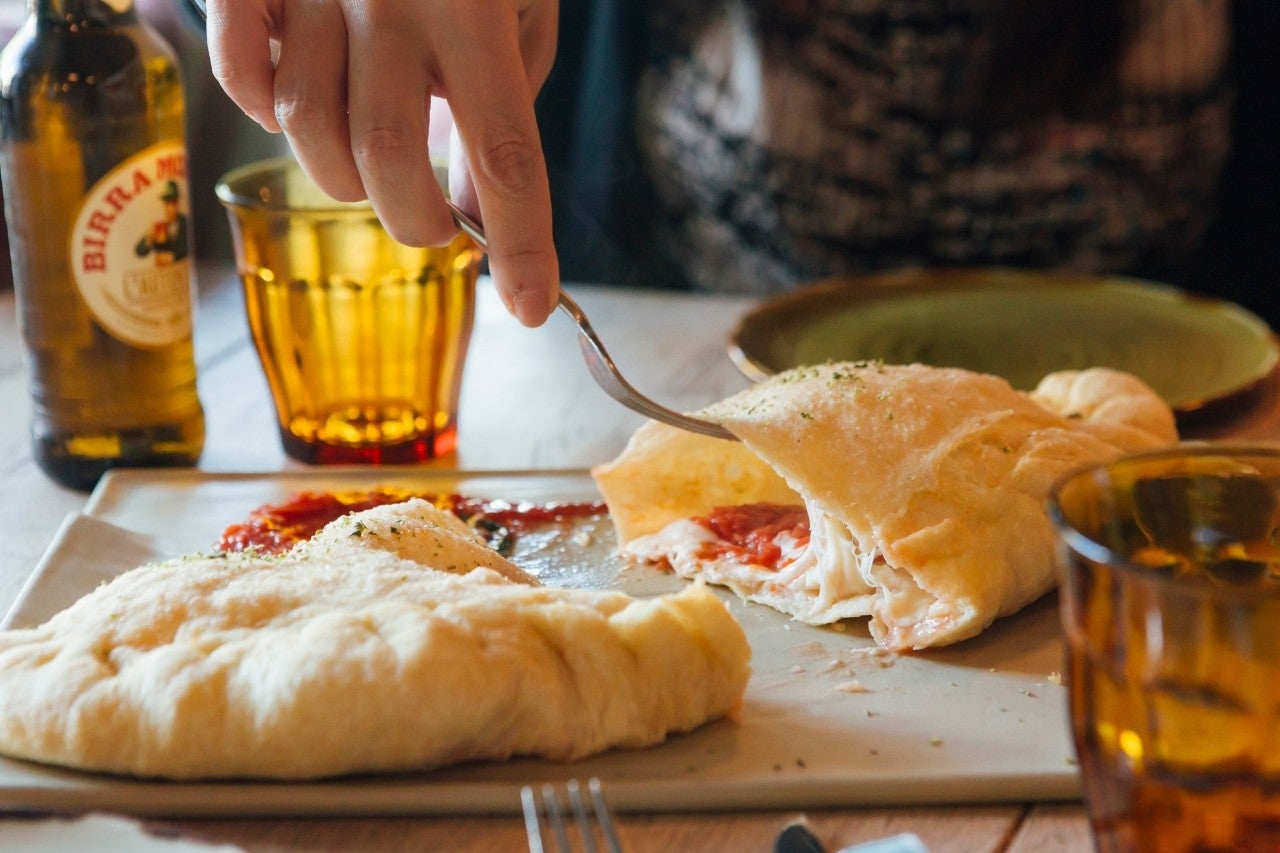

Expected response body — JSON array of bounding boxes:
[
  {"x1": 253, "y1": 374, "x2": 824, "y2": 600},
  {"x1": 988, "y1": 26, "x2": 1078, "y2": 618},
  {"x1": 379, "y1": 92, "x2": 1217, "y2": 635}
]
[
  {"x1": 1049, "y1": 445, "x2": 1280, "y2": 852},
  {"x1": 217, "y1": 158, "x2": 480, "y2": 464}
]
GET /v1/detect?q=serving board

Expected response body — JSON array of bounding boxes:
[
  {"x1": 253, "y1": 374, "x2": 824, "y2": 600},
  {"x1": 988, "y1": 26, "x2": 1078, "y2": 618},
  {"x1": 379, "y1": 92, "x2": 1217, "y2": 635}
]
[{"x1": 0, "y1": 468, "x2": 1080, "y2": 817}]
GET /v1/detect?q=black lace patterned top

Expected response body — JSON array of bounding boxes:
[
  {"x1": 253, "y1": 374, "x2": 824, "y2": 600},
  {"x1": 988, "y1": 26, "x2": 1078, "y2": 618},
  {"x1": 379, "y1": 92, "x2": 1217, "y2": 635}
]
[{"x1": 629, "y1": 0, "x2": 1232, "y2": 294}]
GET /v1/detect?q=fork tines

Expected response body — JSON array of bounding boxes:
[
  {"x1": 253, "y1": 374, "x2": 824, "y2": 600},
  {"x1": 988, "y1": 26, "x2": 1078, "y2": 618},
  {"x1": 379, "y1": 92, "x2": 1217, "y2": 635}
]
[{"x1": 521, "y1": 777, "x2": 623, "y2": 853}]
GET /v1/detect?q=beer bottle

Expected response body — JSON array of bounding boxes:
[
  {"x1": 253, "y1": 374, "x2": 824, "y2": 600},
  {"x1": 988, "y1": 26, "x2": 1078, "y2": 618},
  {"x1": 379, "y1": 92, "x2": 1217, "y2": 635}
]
[{"x1": 0, "y1": 0, "x2": 205, "y2": 491}]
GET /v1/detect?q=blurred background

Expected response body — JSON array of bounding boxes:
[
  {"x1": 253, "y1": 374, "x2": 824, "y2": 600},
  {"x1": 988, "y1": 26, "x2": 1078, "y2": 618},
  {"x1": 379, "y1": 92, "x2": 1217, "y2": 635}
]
[
  {"x1": 0, "y1": 0, "x2": 1276, "y2": 329},
  {"x1": 535, "y1": 0, "x2": 1280, "y2": 326}
]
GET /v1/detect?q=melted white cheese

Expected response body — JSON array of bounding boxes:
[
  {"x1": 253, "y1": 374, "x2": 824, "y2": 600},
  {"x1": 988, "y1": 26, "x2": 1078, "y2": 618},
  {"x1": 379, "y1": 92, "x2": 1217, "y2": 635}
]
[
  {"x1": 772, "y1": 506, "x2": 874, "y2": 610},
  {"x1": 625, "y1": 503, "x2": 941, "y2": 631},
  {"x1": 806, "y1": 505, "x2": 938, "y2": 632},
  {"x1": 623, "y1": 520, "x2": 764, "y2": 590}
]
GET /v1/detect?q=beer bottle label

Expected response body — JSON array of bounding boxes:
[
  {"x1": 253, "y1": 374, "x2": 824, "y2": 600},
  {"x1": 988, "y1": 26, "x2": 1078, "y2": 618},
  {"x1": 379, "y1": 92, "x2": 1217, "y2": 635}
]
[{"x1": 69, "y1": 141, "x2": 195, "y2": 349}]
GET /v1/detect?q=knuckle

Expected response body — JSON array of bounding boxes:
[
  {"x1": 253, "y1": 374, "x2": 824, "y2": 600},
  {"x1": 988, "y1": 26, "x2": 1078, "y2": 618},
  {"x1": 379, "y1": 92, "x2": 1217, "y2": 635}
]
[
  {"x1": 495, "y1": 244, "x2": 553, "y2": 266},
  {"x1": 349, "y1": 123, "x2": 421, "y2": 167},
  {"x1": 473, "y1": 129, "x2": 542, "y2": 196},
  {"x1": 273, "y1": 96, "x2": 335, "y2": 139}
]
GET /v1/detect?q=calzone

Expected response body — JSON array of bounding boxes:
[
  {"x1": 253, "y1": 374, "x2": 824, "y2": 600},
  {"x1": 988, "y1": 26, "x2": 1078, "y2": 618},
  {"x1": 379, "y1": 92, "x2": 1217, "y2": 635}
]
[
  {"x1": 593, "y1": 363, "x2": 1178, "y2": 650},
  {"x1": 0, "y1": 500, "x2": 750, "y2": 780}
]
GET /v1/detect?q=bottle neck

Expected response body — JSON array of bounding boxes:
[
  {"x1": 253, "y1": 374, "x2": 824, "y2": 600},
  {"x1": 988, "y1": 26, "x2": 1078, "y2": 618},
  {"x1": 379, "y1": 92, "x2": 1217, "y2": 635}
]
[{"x1": 32, "y1": 0, "x2": 138, "y2": 27}]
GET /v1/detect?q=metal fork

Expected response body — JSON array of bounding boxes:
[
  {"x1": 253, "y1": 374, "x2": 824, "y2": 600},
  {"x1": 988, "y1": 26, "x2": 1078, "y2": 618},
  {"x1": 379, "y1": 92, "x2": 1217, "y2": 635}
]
[
  {"x1": 521, "y1": 777, "x2": 624, "y2": 853},
  {"x1": 449, "y1": 204, "x2": 738, "y2": 441}
]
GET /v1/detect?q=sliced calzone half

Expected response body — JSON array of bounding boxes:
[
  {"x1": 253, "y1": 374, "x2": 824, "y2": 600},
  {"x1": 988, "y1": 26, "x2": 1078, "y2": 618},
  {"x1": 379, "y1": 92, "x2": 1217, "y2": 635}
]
[
  {"x1": 0, "y1": 500, "x2": 750, "y2": 780},
  {"x1": 593, "y1": 362, "x2": 1178, "y2": 650}
]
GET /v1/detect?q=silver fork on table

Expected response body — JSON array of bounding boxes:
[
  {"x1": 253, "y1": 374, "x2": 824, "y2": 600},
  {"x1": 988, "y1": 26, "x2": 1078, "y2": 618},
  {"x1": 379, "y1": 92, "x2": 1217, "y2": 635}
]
[
  {"x1": 449, "y1": 204, "x2": 738, "y2": 442},
  {"x1": 521, "y1": 777, "x2": 624, "y2": 853}
]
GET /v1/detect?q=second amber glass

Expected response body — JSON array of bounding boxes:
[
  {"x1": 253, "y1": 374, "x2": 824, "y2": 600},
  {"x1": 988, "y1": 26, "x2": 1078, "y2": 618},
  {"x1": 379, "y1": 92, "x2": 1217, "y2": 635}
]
[
  {"x1": 217, "y1": 158, "x2": 480, "y2": 464},
  {"x1": 1048, "y1": 445, "x2": 1280, "y2": 852}
]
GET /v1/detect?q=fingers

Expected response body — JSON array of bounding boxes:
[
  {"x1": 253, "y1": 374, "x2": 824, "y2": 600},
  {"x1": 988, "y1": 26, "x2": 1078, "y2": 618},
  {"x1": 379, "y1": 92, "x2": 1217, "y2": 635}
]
[
  {"x1": 443, "y1": 9, "x2": 559, "y2": 327},
  {"x1": 272, "y1": 0, "x2": 365, "y2": 202},
  {"x1": 206, "y1": 0, "x2": 561, "y2": 325},
  {"x1": 205, "y1": 0, "x2": 283, "y2": 133},
  {"x1": 341, "y1": 12, "x2": 456, "y2": 247}
]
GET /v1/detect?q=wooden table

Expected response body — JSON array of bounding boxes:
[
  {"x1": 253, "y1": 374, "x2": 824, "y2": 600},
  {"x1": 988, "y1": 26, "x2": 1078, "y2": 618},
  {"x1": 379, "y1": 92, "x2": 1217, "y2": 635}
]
[{"x1": 1, "y1": 265, "x2": 1276, "y2": 852}]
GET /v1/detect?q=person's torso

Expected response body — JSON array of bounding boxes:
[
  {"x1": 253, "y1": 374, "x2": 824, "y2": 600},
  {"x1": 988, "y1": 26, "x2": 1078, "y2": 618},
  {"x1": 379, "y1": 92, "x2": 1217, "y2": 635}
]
[{"x1": 634, "y1": 0, "x2": 1232, "y2": 293}]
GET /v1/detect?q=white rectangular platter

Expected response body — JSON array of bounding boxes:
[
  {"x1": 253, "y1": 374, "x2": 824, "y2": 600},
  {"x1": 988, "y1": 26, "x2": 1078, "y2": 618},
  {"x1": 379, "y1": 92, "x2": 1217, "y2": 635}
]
[{"x1": 0, "y1": 468, "x2": 1081, "y2": 817}]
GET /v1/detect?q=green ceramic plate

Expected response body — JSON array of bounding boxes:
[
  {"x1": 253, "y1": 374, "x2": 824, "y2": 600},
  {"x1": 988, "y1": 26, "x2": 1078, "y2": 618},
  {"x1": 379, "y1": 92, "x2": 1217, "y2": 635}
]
[{"x1": 729, "y1": 269, "x2": 1279, "y2": 419}]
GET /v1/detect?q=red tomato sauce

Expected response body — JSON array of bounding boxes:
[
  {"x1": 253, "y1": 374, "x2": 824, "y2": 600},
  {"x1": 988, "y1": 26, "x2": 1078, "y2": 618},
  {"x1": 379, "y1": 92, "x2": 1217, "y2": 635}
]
[
  {"x1": 694, "y1": 503, "x2": 810, "y2": 570},
  {"x1": 217, "y1": 488, "x2": 606, "y2": 555}
]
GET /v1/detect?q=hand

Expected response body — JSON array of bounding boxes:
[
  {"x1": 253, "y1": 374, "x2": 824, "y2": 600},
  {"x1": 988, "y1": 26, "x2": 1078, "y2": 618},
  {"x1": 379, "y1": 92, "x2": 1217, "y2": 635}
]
[{"x1": 205, "y1": 0, "x2": 560, "y2": 326}]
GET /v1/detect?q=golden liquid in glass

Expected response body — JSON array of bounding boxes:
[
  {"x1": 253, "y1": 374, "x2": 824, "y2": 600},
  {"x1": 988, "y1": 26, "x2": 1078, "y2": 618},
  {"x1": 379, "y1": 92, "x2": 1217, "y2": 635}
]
[
  {"x1": 228, "y1": 177, "x2": 480, "y2": 464},
  {"x1": 0, "y1": 4, "x2": 205, "y2": 490},
  {"x1": 1057, "y1": 466, "x2": 1280, "y2": 852}
]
